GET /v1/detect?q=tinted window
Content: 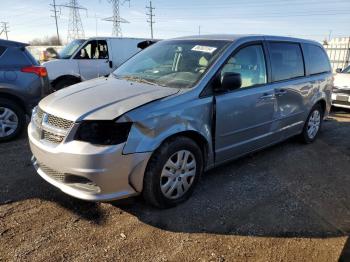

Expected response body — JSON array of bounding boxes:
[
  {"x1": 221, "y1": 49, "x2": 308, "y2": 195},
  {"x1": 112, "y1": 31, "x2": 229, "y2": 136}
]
[
  {"x1": 0, "y1": 46, "x2": 6, "y2": 57},
  {"x1": 269, "y1": 42, "x2": 304, "y2": 82},
  {"x1": 221, "y1": 45, "x2": 267, "y2": 88},
  {"x1": 0, "y1": 47, "x2": 31, "y2": 67},
  {"x1": 304, "y1": 44, "x2": 331, "y2": 75}
]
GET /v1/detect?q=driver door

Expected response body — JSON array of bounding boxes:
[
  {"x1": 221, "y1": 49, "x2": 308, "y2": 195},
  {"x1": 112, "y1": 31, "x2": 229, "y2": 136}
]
[
  {"x1": 215, "y1": 43, "x2": 279, "y2": 163},
  {"x1": 74, "y1": 40, "x2": 110, "y2": 80}
]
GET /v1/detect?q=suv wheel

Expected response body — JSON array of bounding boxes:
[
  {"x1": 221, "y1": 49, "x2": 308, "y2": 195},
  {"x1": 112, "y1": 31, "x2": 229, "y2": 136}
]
[
  {"x1": 143, "y1": 136, "x2": 203, "y2": 208},
  {"x1": 300, "y1": 104, "x2": 323, "y2": 143},
  {"x1": 0, "y1": 98, "x2": 25, "y2": 142}
]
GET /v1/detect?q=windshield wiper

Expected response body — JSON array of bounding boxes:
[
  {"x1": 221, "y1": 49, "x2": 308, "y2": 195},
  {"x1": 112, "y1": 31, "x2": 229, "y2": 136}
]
[{"x1": 119, "y1": 75, "x2": 160, "y2": 86}]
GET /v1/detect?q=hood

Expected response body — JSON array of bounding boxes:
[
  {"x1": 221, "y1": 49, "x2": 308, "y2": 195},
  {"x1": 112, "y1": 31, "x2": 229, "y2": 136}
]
[
  {"x1": 39, "y1": 77, "x2": 179, "y2": 121},
  {"x1": 334, "y1": 73, "x2": 350, "y2": 89}
]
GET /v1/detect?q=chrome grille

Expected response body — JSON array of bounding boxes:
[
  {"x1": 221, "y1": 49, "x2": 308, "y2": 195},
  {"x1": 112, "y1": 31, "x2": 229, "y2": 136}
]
[
  {"x1": 43, "y1": 130, "x2": 65, "y2": 144},
  {"x1": 39, "y1": 163, "x2": 65, "y2": 182},
  {"x1": 33, "y1": 107, "x2": 74, "y2": 145},
  {"x1": 47, "y1": 114, "x2": 74, "y2": 130}
]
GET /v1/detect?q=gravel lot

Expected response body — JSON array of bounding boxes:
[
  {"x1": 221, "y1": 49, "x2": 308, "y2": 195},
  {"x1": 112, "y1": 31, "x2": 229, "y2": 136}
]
[{"x1": 1, "y1": 109, "x2": 350, "y2": 262}]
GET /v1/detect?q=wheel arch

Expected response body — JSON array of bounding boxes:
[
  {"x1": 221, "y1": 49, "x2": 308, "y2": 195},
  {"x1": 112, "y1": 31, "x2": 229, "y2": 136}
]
[
  {"x1": 0, "y1": 92, "x2": 26, "y2": 114},
  {"x1": 51, "y1": 75, "x2": 81, "y2": 88}
]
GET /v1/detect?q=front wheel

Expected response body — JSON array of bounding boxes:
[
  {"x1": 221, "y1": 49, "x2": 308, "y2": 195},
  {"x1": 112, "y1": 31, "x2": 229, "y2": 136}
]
[
  {"x1": 300, "y1": 104, "x2": 323, "y2": 143},
  {"x1": 143, "y1": 136, "x2": 203, "y2": 208}
]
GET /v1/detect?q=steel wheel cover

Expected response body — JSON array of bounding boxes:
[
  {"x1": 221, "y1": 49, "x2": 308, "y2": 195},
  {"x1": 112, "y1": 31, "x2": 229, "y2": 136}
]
[{"x1": 160, "y1": 150, "x2": 197, "y2": 199}]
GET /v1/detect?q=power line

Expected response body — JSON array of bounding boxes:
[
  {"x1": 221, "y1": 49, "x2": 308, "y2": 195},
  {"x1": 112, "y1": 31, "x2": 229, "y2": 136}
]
[
  {"x1": 59, "y1": 0, "x2": 87, "y2": 42},
  {"x1": 50, "y1": 0, "x2": 61, "y2": 44},
  {"x1": 103, "y1": 0, "x2": 130, "y2": 37},
  {"x1": 146, "y1": 1, "x2": 155, "y2": 39},
  {"x1": 0, "y1": 22, "x2": 9, "y2": 40}
]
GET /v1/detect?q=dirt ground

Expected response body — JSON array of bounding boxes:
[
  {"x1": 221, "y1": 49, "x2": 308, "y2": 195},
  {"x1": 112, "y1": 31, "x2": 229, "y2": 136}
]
[{"x1": 1, "y1": 109, "x2": 350, "y2": 262}]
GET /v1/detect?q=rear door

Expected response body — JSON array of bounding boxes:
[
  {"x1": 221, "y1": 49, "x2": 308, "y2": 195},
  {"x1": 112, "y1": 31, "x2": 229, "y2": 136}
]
[
  {"x1": 266, "y1": 41, "x2": 308, "y2": 138},
  {"x1": 215, "y1": 42, "x2": 279, "y2": 163}
]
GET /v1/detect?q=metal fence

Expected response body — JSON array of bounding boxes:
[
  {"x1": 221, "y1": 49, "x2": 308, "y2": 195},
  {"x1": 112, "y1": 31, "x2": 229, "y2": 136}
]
[{"x1": 324, "y1": 37, "x2": 350, "y2": 72}]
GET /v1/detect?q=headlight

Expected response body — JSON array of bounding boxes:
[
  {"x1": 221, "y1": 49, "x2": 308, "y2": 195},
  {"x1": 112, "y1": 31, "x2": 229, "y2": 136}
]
[
  {"x1": 74, "y1": 121, "x2": 132, "y2": 145},
  {"x1": 31, "y1": 106, "x2": 38, "y2": 122}
]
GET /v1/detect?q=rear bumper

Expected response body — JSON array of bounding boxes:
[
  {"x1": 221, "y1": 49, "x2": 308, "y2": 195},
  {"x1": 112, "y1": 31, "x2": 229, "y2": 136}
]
[{"x1": 28, "y1": 122, "x2": 152, "y2": 201}]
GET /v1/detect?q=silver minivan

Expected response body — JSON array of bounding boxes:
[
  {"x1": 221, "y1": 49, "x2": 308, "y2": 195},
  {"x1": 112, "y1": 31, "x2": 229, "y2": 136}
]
[{"x1": 28, "y1": 35, "x2": 333, "y2": 208}]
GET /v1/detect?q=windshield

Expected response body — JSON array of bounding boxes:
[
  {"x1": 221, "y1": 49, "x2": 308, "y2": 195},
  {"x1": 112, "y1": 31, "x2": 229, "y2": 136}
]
[
  {"x1": 113, "y1": 40, "x2": 230, "y2": 88},
  {"x1": 59, "y1": 39, "x2": 85, "y2": 59}
]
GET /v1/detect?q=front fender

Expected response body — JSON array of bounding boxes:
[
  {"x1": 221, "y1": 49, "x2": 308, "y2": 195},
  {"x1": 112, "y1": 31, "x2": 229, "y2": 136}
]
[{"x1": 122, "y1": 96, "x2": 214, "y2": 165}]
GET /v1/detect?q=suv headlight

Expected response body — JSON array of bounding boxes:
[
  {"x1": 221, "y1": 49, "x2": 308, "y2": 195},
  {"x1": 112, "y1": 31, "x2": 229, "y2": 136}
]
[{"x1": 74, "y1": 121, "x2": 132, "y2": 145}]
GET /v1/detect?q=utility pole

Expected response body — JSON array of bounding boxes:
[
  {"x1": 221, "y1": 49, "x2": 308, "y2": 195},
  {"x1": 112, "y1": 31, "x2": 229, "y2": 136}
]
[
  {"x1": 50, "y1": 0, "x2": 61, "y2": 44},
  {"x1": 146, "y1": 1, "x2": 155, "y2": 39},
  {"x1": 0, "y1": 22, "x2": 9, "y2": 40},
  {"x1": 103, "y1": 0, "x2": 130, "y2": 37},
  {"x1": 198, "y1": 25, "x2": 201, "y2": 36},
  {"x1": 59, "y1": 0, "x2": 87, "y2": 42}
]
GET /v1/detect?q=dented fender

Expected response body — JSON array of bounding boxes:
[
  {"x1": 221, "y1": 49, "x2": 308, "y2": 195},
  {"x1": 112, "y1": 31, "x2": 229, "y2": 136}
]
[{"x1": 121, "y1": 94, "x2": 215, "y2": 169}]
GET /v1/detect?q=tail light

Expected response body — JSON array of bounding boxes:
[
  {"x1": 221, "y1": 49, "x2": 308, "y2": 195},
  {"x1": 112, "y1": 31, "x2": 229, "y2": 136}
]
[{"x1": 21, "y1": 66, "x2": 48, "y2": 77}]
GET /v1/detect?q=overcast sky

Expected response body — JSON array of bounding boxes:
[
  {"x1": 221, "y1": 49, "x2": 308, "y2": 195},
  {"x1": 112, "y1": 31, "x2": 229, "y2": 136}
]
[{"x1": 0, "y1": 0, "x2": 349, "y2": 44}]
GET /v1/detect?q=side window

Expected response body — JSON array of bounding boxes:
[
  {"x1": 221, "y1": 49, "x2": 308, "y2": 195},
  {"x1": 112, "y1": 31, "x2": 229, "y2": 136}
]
[
  {"x1": 269, "y1": 42, "x2": 304, "y2": 82},
  {"x1": 0, "y1": 46, "x2": 6, "y2": 58},
  {"x1": 96, "y1": 40, "x2": 109, "y2": 59},
  {"x1": 74, "y1": 41, "x2": 96, "y2": 59},
  {"x1": 221, "y1": 45, "x2": 267, "y2": 88},
  {"x1": 304, "y1": 44, "x2": 331, "y2": 75}
]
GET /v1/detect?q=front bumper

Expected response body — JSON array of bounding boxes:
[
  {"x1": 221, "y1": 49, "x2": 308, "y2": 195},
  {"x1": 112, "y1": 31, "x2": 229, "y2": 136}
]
[
  {"x1": 332, "y1": 92, "x2": 350, "y2": 109},
  {"x1": 28, "y1": 122, "x2": 152, "y2": 201}
]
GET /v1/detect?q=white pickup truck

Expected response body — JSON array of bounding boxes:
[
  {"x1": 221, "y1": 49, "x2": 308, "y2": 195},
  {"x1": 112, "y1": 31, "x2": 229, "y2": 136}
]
[{"x1": 43, "y1": 37, "x2": 155, "y2": 90}]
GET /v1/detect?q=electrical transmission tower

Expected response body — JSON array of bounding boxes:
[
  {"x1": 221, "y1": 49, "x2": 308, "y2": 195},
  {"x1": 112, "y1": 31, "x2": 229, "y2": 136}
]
[
  {"x1": 146, "y1": 1, "x2": 155, "y2": 39},
  {"x1": 103, "y1": 0, "x2": 130, "y2": 37},
  {"x1": 60, "y1": 0, "x2": 87, "y2": 42},
  {"x1": 0, "y1": 22, "x2": 9, "y2": 40},
  {"x1": 50, "y1": 0, "x2": 61, "y2": 44}
]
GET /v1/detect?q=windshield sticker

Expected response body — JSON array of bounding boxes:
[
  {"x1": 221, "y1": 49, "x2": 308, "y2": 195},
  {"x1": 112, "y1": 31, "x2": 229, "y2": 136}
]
[{"x1": 191, "y1": 45, "x2": 217, "y2": 54}]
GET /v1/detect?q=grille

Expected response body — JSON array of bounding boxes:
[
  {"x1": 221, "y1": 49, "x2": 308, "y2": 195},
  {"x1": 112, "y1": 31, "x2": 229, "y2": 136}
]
[
  {"x1": 33, "y1": 107, "x2": 74, "y2": 144},
  {"x1": 39, "y1": 163, "x2": 65, "y2": 182},
  {"x1": 47, "y1": 114, "x2": 74, "y2": 130},
  {"x1": 43, "y1": 130, "x2": 65, "y2": 144}
]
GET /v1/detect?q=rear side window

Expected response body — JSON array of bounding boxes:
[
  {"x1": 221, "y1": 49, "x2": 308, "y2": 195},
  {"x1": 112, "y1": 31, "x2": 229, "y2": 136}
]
[
  {"x1": 0, "y1": 47, "x2": 32, "y2": 67},
  {"x1": 269, "y1": 42, "x2": 304, "y2": 82},
  {"x1": 304, "y1": 44, "x2": 331, "y2": 75},
  {"x1": 0, "y1": 46, "x2": 6, "y2": 57}
]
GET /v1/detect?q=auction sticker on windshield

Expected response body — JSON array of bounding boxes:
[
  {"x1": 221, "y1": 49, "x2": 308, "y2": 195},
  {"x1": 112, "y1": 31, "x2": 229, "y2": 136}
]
[{"x1": 191, "y1": 45, "x2": 217, "y2": 54}]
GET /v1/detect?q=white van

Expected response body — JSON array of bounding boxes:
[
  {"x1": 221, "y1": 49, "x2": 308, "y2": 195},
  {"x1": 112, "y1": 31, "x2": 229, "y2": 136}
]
[{"x1": 43, "y1": 37, "x2": 155, "y2": 90}]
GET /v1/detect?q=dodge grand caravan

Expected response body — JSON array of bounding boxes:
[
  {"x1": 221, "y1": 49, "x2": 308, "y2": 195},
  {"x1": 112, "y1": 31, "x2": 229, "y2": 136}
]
[{"x1": 28, "y1": 35, "x2": 332, "y2": 208}]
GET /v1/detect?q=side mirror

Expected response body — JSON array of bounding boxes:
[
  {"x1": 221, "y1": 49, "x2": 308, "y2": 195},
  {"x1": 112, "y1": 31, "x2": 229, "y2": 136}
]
[
  {"x1": 221, "y1": 72, "x2": 242, "y2": 90},
  {"x1": 336, "y1": 68, "x2": 343, "y2": 73}
]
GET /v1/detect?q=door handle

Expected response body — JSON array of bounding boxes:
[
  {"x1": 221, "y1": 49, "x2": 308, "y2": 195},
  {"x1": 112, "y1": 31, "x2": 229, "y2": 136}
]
[
  {"x1": 108, "y1": 60, "x2": 113, "y2": 68},
  {"x1": 259, "y1": 93, "x2": 275, "y2": 100},
  {"x1": 275, "y1": 89, "x2": 287, "y2": 96}
]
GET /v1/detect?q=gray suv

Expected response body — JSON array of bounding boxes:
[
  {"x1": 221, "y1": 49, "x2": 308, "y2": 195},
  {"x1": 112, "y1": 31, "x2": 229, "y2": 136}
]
[
  {"x1": 28, "y1": 35, "x2": 332, "y2": 208},
  {"x1": 0, "y1": 39, "x2": 51, "y2": 141}
]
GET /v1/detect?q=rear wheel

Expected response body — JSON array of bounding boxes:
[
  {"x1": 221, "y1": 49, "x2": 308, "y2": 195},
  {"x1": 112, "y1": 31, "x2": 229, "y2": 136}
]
[
  {"x1": 0, "y1": 98, "x2": 25, "y2": 142},
  {"x1": 143, "y1": 136, "x2": 203, "y2": 208},
  {"x1": 300, "y1": 104, "x2": 323, "y2": 143}
]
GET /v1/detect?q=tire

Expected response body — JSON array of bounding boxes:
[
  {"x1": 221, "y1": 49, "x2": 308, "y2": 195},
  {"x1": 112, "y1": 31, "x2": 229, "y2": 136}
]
[
  {"x1": 0, "y1": 98, "x2": 25, "y2": 142},
  {"x1": 300, "y1": 103, "x2": 324, "y2": 143},
  {"x1": 53, "y1": 78, "x2": 80, "y2": 91},
  {"x1": 143, "y1": 136, "x2": 203, "y2": 209}
]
